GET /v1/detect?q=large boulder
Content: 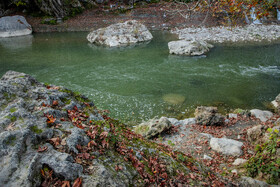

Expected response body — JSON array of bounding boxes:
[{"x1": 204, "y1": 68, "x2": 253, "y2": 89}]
[
  {"x1": 0, "y1": 15, "x2": 32, "y2": 37},
  {"x1": 87, "y1": 20, "x2": 153, "y2": 47},
  {"x1": 210, "y1": 138, "x2": 243, "y2": 156},
  {"x1": 250, "y1": 109, "x2": 273, "y2": 122},
  {"x1": 194, "y1": 106, "x2": 225, "y2": 126},
  {"x1": 134, "y1": 117, "x2": 172, "y2": 139},
  {"x1": 168, "y1": 39, "x2": 213, "y2": 56}
]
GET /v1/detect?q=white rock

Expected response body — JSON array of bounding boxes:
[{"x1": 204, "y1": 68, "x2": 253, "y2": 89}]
[
  {"x1": 271, "y1": 100, "x2": 279, "y2": 108},
  {"x1": 200, "y1": 133, "x2": 213, "y2": 139},
  {"x1": 180, "y1": 118, "x2": 196, "y2": 125},
  {"x1": 167, "y1": 118, "x2": 182, "y2": 126},
  {"x1": 210, "y1": 138, "x2": 243, "y2": 156},
  {"x1": 168, "y1": 39, "x2": 213, "y2": 56},
  {"x1": 250, "y1": 109, "x2": 273, "y2": 122},
  {"x1": 232, "y1": 158, "x2": 247, "y2": 166},
  {"x1": 203, "y1": 154, "x2": 213, "y2": 160},
  {"x1": 0, "y1": 15, "x2": 32, "y2": 37},
  {"x1": 229, "y1": 113, "x2": 238, "y2": 118},
  {"x1": 231, "y1": 169, "x2": 238, "y2": 174},
  {"x1": 87, "y1": 20, "x2": 153, "y2": 47},
  {"x1": 172, "y1": 25, "x2": 280, "y2": 43}
]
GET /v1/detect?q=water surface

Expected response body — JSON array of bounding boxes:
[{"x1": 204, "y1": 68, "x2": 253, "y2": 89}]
[{"x1": 0, "y1": 32, "x2": 280, "y2": 123}]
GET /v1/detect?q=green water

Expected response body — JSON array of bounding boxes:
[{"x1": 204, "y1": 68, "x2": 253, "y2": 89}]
[{"x1": 0, "y1": 31, "x2": 280, "y2": 123}]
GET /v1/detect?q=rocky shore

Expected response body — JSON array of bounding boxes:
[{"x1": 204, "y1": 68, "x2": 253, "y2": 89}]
[
  {"x1": 0, "y1": 71, "x2": 228, "y2": 186},
  {"x1": 0, "y1": 71, "x2": 279, "y2": 186},
  {"x1": 172, "y1": 24, "x2": 280, "y2": 44}
]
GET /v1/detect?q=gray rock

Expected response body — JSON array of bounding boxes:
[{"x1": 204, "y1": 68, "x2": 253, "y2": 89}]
[
  {"x1": 181, "y1": 118, "x2": 196, "y2": 125},
  {"x1": 210, "y1": 138, "x2": 243, "y2": 156},
  {"x1": 229, "y1": 113, "x2": 238, "y2": 118},
  {"x1": 250, "y1": 109, "x2": 273, "y2": 122},
  {"x1": 200, "y1": 133, "x2": 213, "y2": 139},
  {"x1": 38, "y1": 146, "x2": 83, "y2": 180},
  {"x1": 247, "y1": 125, "x2": 266, "y2": 143},
  {"x1": 167, "y1": 118, "x2": 182, "y2": 126},
  {"x1": 0, "y1": 15, "x2": 32, "y2": 37},
  {"x1": 172, "y1": 25, "x2": 280, "y2": 43},
  {"x1": 87, "y1": 20, "x2": 153, "y2": 47},
  {"x1": 194, "y1": 106, "x2": 225, "y2": 126},
  {"x1": 168, "y1": 39, "x2": 213, "y2": 56},
  {"x1": 67, "y1": 127, "x2": 90, "y2": 154},
  {"x1": 203, "y1": 154, "x2": 213, "y2": 160},
  {"x1": 240, "y1": 176, "x2": 270, "y2": 187},
  {"x1": 135, "y1": 117, "x2": 172, "y2": 139},
  {"x1": 232, "y1": 158, "x2": 247, "y2": 166}
]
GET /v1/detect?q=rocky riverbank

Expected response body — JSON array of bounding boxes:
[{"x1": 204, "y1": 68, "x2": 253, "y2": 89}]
[
  {"x1": 172, "y1": 24, "x2": 280, "y2": 44},
  {"x1": 0, "y1": 71, "x2": 279, "y2": 186},
  {"x1": 0, "y1": 71, "x2": 229, "y2": 186},
  {"x1": 135, "y1": 107, "x2": 280, "y2": 186}
]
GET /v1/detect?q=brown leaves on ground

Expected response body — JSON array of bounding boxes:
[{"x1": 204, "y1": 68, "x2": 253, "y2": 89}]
[
  {"x1": 67, "y1": 106, "x2": 89, "y2": 129},
  {"x1": 48, "y1": 137, "x2": 61, "y2": 147},
  {"x1": 38, "y1": 146, "x2": 48, "y2": 153},
  {"x1": 72, "y1": 177, "x2": 82, "y2": 187},
  {"x1": 41, "y1": 167, "x2": 82, "y2": 187}
]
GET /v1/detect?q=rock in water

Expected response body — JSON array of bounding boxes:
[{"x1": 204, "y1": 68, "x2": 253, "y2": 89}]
[
  {"x1": 0, "y1": 15, "x2": 32, "y2": 37},
  {"x1": 134, "y1": 117, "x2": 172, "y2": 139},
  {"x1": 168, "y1": 39, "x2": 213, "y2": 56},
  {"x1": 210, "y1": 138, "x2": 243, "y2": 156},
  {"x1": 194, "y1": 106, "x2": 225, "y2": 126},
  {"x1": 87, "y1": 20, "x2": 153, "y2": 47},
  {"x1": 162, "y1": 93, "x2": 185, "y2": 105}
]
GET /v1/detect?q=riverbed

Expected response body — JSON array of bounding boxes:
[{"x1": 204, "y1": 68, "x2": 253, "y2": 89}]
[{"x1": 0, "y1": 31, "x2": 280, "y2": 123}]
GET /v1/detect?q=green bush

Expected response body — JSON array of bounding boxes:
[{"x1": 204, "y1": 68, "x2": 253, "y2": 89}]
[{"x1": 245, "y1": 128, "x2": 280, "y2": 185}]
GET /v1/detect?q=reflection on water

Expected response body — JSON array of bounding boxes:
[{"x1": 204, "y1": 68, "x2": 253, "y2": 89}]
[
  {"x1": 0, "y1": 35, "x2": 33, "y2": 49},
  {"x1": 0, "y1": 31, "x2": 280, "y2": 123}
]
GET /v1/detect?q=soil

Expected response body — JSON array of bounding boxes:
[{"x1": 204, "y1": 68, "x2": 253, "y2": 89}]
[{"x1": 22, "y1": 2, "x2": 221, "y2": 32}]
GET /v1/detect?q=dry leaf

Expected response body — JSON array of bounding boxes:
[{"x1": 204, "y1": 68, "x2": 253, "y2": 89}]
[{"x1": 73, "y1": 177, "x2": 82, "y2": 187}]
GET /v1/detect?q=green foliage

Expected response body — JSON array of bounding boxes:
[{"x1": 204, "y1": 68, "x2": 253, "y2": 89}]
[
  {"x1": 9, "y1": 107, "x2": 17, "y2": 113},
  {"x1": 30, "y1": 125, "x2": 43, "y2": 134},
  {"x1": 41, "y1": 18, "x2": 57, "y2": 25},
  {"x1": 245, "y1": 128, "x2": 280, "y2": 185},
  {"x1": 14, "y1": 0, "x2": 27, "y2": 7},
  {"x1": 5, "y1": 115, "x2": 17, "y2": 122},
  {"x1": 167, "y1": 140, "x2": 175, "y2": 146}
]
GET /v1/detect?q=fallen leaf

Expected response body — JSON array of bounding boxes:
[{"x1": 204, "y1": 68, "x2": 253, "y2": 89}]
[
  {"x1": 5, "y1": 123, "x2": 15, "y2": 131},
  {"x1": 38, "y1": 146, "x2": 48, "y2": 152},
  {"x1": 61, "y1": 181, "x2": 70, "y2": 187},
  {"x1": 52, "y1": 100, "x2": 59, "y2": 106},
  {"x1": 73, "y1": 177, "x2": 82, "y2": 187}
]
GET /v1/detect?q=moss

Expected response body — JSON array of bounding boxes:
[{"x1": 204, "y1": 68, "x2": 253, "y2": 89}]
[
  {"x1": 7, "y1": 136, "x2": 16, "y2": 146},
  {"x1": 5, "y1": 116, "x2": 17, "y2": 122},
  {"x1": 233, "y1": 108, "x2": 245, "y2": 114},
  {"x1": 30, "y1": 125, "x2": 43, "y2": 134},
  {"x1": 10, "y1": 107, "x2": 17, "y2": 113},
  {"x1": 61, "y1": 97, "x2": 71, "y2": 105},
  {"x1": 134, "y1": 125, "x2": 149, "y2": 135}
]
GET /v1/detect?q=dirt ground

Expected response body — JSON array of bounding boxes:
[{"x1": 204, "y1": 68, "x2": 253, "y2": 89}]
[{"x1": 22, "y1": 2, "x2": 221, "y2": 33}]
